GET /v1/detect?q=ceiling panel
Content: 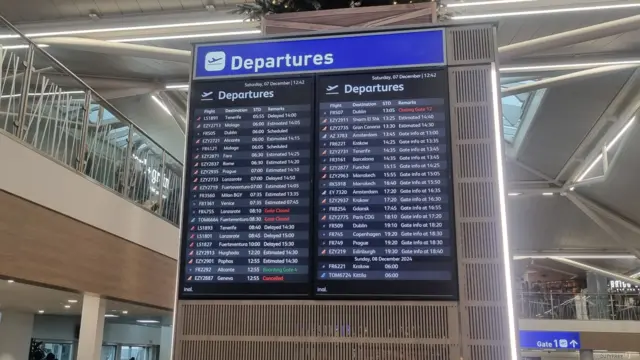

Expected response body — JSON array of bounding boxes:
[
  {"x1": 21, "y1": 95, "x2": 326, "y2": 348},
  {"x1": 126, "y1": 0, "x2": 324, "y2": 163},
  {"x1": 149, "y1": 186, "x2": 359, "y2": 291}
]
[
  {"x1": 114, "y1": 0, "x2": 143, "y2": 13},
  {"x1": 508, "y1": 195, "x2": 631, "y2": 252},
  {"x1": 51, "y1": 0, "x2": 82, "y2": 18},
  {"x1": 517, "y1": 69, "x2": 632, "y2": 178},
  {"x1": 135, "y1": 0, "x2": 164, "y2": 12}
]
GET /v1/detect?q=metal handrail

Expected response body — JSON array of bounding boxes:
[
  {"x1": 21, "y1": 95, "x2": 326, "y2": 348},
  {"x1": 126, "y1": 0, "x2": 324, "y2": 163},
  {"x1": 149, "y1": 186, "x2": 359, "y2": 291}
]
[{"x1": 0, "y1": 14, "x2": 183, "y2": 166}]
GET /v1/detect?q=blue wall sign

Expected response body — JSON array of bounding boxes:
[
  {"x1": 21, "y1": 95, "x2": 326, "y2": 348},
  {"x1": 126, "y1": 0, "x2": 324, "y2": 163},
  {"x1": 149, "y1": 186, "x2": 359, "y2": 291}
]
[
  {"x1": 520, "y1": 330, "x2": 581, "y2": 350},
  {"x1": 193, "y1": 29, "x2": 445, "y2": 79}
]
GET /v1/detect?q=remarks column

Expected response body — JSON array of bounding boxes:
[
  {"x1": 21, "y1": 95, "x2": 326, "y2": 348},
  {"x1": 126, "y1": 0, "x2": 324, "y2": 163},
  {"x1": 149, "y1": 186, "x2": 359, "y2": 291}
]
[{"x1": 76, "y1": 294, "x2": 107, "y2": 360}]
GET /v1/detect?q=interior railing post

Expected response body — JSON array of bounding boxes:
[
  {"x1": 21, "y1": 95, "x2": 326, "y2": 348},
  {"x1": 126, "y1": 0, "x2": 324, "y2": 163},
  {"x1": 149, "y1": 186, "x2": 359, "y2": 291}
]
[
  {"x1": 158, "y1": 151, "x2": 166, "y2": 216},
  {"x1": 124, "y1": 126, "x2": 134, "y2": 198},
  {"x1": 15, "y1": 44, "x2": 34, "y2": 138},
  {"x1": 77, "y1": 91, "x2": 92, "y2": 172}
]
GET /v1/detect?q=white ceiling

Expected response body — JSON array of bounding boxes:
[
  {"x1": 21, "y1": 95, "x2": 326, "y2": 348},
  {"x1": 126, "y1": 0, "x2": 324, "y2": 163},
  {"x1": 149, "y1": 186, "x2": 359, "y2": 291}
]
[{"x1": 0, "y1": 279, "x2": 171, "y2": 321}]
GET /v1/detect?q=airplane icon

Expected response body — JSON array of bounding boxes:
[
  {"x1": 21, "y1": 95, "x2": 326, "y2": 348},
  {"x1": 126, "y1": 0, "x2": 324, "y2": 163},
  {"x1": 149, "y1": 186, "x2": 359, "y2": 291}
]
[
  {"x1": 201, "y1": 91, "x2": 213, "y2": 98},
  {"x1": 208, "y1": 57, "x2": 223, "y2": 64},
  {"x1": 326, "y1": 85, "x2": 339, "y2": 94},
  {"x1": 322, "y1": 134, "x2": 328, "y2": 139}
]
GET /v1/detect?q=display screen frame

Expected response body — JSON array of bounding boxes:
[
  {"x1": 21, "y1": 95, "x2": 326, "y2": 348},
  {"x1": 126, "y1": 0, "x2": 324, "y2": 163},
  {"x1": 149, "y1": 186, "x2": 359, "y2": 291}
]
[
  {"x1": 178, "y1": 74, "x2": 317, "y2": 300},
  {"x1": 311, "y1": 67, "x2": 458, "y2": 301},
  {"x1": 177, "y1": 67, "x2": 458, "y2": 301}
]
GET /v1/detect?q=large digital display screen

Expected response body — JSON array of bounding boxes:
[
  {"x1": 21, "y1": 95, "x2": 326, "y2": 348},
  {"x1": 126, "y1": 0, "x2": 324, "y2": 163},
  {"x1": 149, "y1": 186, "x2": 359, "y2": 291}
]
[
  {"x1": 180, "y1": 27, "x2": 457, "y2": 300},
  {"x1": 180, "y1": 77, "x2": 314, "y2": 298},
  {"x1": 314, "y1": 69, "x2": 456, "y2": 298}
]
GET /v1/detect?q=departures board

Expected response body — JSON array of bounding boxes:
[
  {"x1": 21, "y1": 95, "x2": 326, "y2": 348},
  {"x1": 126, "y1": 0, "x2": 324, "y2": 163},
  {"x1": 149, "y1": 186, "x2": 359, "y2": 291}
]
[{"x1": 180, "y1": 28, "x2": 457, "y2": 300}]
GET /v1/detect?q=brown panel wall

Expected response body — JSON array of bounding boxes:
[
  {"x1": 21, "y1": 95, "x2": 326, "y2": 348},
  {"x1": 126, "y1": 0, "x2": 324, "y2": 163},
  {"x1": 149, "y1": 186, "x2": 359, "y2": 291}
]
[
  {"x1": 581, "y1": 332, "x2": 640, "y2": 352},
  {"x1": 0, "y1": 190, "x2": 176, "y2": 309}
]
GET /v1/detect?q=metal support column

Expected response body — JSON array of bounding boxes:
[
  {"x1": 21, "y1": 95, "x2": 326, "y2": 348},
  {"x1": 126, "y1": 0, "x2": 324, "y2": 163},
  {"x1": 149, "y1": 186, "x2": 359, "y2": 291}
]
[
  {"x1": 158, "y1": 151, "x2": 166, "y2": 216},
  {"x1": 123, "y1": 126, "x2": 134, "y2": 197},
  {"x1": 15, "y1": 45, "x2": 34, "y2": 138}
]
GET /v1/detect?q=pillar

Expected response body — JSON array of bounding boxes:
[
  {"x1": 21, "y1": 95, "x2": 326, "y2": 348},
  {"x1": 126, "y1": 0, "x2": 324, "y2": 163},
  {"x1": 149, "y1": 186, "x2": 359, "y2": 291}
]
[
  {"x1": 580, "y1": 350, "x2": 594, "y2": 360},
  {"x1": 0, "y1": 311, "x2": 34, "y2": 360},
  {"x1": 587, "y1": 272, "x2": 610, "y2": 319},
  {"x1": 76, "y1": 294, "x2": 106, "y2": 360},
  {"x1": 159, "y1": 325, "x2": 173, "y2": 360}
]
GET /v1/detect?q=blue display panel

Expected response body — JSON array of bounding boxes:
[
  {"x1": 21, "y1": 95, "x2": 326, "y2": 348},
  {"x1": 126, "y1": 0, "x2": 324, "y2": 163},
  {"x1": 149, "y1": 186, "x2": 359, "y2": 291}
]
[
  {"x1": 193, "y1": 29, "x2": 445, "y2": 79},
  {"x1": 520, "y1": 331, "x2": 581, "y2": 350}
]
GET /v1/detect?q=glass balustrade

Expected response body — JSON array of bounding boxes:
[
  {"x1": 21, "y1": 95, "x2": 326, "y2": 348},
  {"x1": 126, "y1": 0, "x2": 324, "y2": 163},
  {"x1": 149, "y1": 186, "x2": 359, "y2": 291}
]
[
  {"x1": 516, "y1": 291, "x2": 640, "y2": 321},
  {"x1": 0, "y1": 17, "x2": 183, "y2": 226}
]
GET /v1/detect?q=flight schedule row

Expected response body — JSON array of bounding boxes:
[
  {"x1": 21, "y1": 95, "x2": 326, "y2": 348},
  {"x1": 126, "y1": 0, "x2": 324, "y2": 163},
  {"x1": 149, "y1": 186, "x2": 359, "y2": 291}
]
[{"x1": 180, "y1": 69, "x2": 457, "y2": 299}]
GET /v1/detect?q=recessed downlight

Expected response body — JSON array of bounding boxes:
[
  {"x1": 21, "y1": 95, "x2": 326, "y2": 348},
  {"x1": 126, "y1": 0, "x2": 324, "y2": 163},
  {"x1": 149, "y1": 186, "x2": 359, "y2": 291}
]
[
  {"x1": 38, "y1": 310, "x2": 44, "y2": 314},
  {"x1": 105, "y1": 314, "x2": 119, "y2": 318},
  {"x1": 122, "y1": 310, "x2": 128, "y2": 314},
  {"x1": 64, "y1": 305, "x2": 71, "y2": 309},
  {"x1": 7, "y1": 280, "x2": 14, "y2": 283},
  {"x1": 137, "y1": 320, "x2": 160, "y2": 324},
  {"x1": 67, "y1": 299, "x2": 78, "y2": 303}
]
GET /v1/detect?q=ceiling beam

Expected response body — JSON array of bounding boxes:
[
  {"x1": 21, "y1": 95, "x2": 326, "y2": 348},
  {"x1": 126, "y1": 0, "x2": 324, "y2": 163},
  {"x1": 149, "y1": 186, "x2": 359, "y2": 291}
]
[
  {"x1": 557, "y1": 69, "x2": 640, "y2": 184},
  {"x1": 501, "y1": 65, "x2": 640, "y2": 97},
  {"x1": 156, "y1": 92, "x2": 186, "y2": 134},
  {"x1": 566, "y1": 193, "x2": 640, "y2": 259},
  {"x1": 549, "y1": 257, "x2": 640, "y2": 286},
  {"x1": 35, "y1": 37, "x2": 191, "y2": 63},
  {"x1": 499, "y1": 13, "x2": 640, "y2": 61},
  {"x1": 575, "y1": 192, "x2": 640, "y2": 238}
]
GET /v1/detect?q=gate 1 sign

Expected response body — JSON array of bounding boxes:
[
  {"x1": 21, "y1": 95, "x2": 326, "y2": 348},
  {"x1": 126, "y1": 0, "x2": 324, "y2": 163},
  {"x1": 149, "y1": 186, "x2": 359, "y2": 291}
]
[{"x1": 519, "y1": 330, "x2": 581, "y2": 350}]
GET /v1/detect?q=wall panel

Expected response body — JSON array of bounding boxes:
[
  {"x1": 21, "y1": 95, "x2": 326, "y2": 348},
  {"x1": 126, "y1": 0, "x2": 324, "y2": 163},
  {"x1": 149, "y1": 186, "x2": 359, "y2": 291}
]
[{"x1": 0, "y1": 189, "x2": 176, "y2": 309}]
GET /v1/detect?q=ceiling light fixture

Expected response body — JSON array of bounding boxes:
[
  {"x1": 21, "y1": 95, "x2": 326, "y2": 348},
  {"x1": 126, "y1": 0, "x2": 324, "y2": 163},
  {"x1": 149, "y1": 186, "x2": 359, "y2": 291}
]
[
  {"x1": 452, "y1": 3, "x2": 640, "y2": 20},
  {"x1": 576, "y1": 116, "x2": 636, "y2": 183},
  {"x1": 0, "y1": 90, "x2": 84, "y2": 99},
  {"x1": 137, "y1": 320, "x2": 160, "y2": 324},
  {"x1": 67, "y1": 299, "x2": 78, "y2": 303},
  {"x1": 515, "y1": 254, "x2": 637, "y2": 260},
  {"x1": 500, "y1": 60, "x2": 640, "y2": 73},
  {"x1": 507, "y1": 192, "x2": 521, "y2": 196},
  {"x1": 64, "y1": 305, "x2": 71, "y2": 309},
  {"x1": 542, "y1": 192, "x2": 554, "y2": 196},
  {"x1": 38, "y1": 310, "x2": 44, "y2": 314},
  {"x1": 0, "y1": 19, "x2": 247, "y2": 40},
  {"x1": 151, "y1": 95, "x2": 172, "y2": 115},
  {"x1": 122, "y1": 310, "x2": 128, "y2": 314},
  {"x1": 7, "y1": 280, "x2": 14, "y2": 283},
  {"x1": 108, "y1": 30, "x2": 261, "y2": 43},
  {"x1": 165, "y1": 84, "x2": 189, "y2": 90},
  {"x1": 490, "y1": 65, "x2": 519, "y2": 360},
  {"x1": 0, "y1": 44, "x2": 50, "y2": 50},
  {"x1": 105, "y1": 314, "x2": 119, "y2": 318},
  {"x1": 447, "y1": 0, "x2": 535, "y2": 7}
]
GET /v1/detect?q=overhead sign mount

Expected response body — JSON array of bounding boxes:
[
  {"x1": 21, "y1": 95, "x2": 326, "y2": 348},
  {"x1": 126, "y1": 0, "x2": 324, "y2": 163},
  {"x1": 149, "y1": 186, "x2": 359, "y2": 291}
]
[{"x1": 193, "y1": 29, "x2": 445, "y2": 79}]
